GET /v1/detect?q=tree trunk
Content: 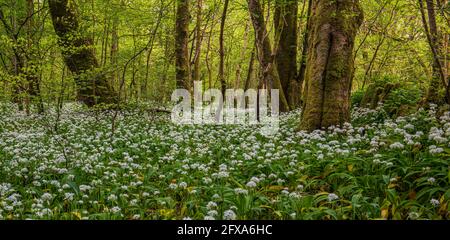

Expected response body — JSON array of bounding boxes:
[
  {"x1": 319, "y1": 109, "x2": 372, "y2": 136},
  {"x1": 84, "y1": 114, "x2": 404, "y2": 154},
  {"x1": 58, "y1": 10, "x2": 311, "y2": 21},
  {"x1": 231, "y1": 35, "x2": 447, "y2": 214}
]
[
  {"x1": 219, "y1": 0, "x2": 229, "y2": 96},
  {"x1": 419, "y1": 0, "x2": 448, "y2": 104},
  {"x1": 247, "y1": 0, "x2": 290, "y2": 112},
  {"x1": 234, "y1": 21, "x2": 251, "y2": 89},
  {"x1": 48, "y1": 0, "x2": 117, "y2": 107},
  {"x1": 274, "y1": 0, "x2": 298, "y2": 110},
  {"x1": 193, "y1": 0, "x2": 203, "y2": 82},
  {"x1": 26, "y1": 0, "x2": 44, "y2": 114},
  {"x1": 244, "y1": 47, "x2": 256, "y2": 91},
  {"x1": 175, "y1": 0, "x2": 191, "y2": 90},
  {"x1": 110, "y1": 14, "x2": 119, "y2": 90},
  {"x1": 296, "y1": 0, "x2": 312, "y2": 109},
  {"x1": 299, "y1": 0, "x2": 363, "y2": 132}
]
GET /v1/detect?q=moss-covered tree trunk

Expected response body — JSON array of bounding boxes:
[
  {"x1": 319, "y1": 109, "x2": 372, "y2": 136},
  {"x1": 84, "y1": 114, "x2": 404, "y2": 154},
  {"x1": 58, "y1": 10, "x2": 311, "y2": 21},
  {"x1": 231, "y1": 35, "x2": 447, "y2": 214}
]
[
  {"x1": 193, "y1": 0, "x2": 203, "y2": 83},
  {"x1": 296, "y1": 0, "x2": 313, "y2": 109},
  {"x1": 274, "y1": 0, "x2": 298, "y2": 111},
  {"x1": 26, "y1": 0, "x2": 44, "y2": 114},
  {"x1": 419, "y1": 0, "x2": 449, "y2": 104},
  {"x1": 300, "y1": 0, "x2": 363, "y2": 131},
  {"x1": 247, "y1": 0, "x2": 290, "y2": 112},
  {"x1": 49, "y1": 0, "x2": 116, "y2": 107},
  {"x1": 175, "y1": 0, "x2": 191, "y2": 90},
  {"x1": 219, "y1": 0, "x2": 229, "y2": 96}
]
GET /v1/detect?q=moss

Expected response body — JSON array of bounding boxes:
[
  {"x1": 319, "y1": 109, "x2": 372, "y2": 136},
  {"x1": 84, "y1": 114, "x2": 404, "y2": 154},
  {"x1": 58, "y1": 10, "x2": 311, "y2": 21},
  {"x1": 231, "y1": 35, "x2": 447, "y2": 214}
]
[
  {"x1": 49, "y1": 0, "x2": 117, "y2": 107},
  {"x1": 299, "y1": 0, "x2": 363, "y2": 132}
]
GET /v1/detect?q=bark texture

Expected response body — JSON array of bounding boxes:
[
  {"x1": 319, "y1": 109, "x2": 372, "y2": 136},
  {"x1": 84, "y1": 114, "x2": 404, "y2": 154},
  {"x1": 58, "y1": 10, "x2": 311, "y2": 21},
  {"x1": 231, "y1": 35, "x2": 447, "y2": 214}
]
[
  {"x1": 219, "y1": 0, "x2": 229, "y2": 96},
  {"x1": 175, "y1": 0, "x2": 191, "y2": 90},
  {"x1": 274, "y1": 0, "x2": 298, "y2": 110},
  {"x1": 49, "y1": 0, "x2": 117, "y2": 107},
  {"x1": 419, "y1": 0, "x2": 449, "y2": 104},
  {"x1": 193, "y1": 0, "x2": 203, "y2": 82},
  {"x1": 247, "y1": 0, "x2": 290, "y2": 112},
  {"x1": 300, "y1": 0, "x2": 363, "y2": 131},
  {"x1": 295, "y1": 0, "x2": 313, "y2": 109}
]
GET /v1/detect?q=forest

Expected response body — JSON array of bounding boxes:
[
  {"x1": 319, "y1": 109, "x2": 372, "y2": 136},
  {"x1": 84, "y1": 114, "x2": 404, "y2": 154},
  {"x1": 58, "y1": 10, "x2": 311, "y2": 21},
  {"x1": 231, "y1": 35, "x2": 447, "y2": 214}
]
[{"x1": 0, "y1": 0, "x2": 449, "y2": 220}]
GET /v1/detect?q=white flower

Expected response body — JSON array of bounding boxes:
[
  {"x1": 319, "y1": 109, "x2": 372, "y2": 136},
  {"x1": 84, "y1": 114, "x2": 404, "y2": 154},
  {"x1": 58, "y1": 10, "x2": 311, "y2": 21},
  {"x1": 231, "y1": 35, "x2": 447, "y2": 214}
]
[
  {"x1": 246, "y1": 181, "x2": 257, "y2": 188},
  {"x1": 430, "y1": 199, "x2": 440, "y2": 207},
  {"x1": 178, "y1": 182, "x2": 187, "y2": 189},
  {"x1": 234, "y1": 188, "x2": 248, "y2": 195},
  {"x1": 277, "y1": 179, "x2": 285, "y2": 185},
  {"x1": 327, "y1": 193, "x2": 339, "y2": 202},
  {"x1": 206, "y1": 201, "x2": 217, "y2": 210},
  {"x1": 217, "y1": 171, "x2": 229, "y2": 178},
  {"x1": 212, "y1": 194, "x2": 220, "y2": 200},
  {"x1": 79, "y1": 185, "x2": 91, "y2": 192},
  {"x1": 223, "y1": 210, "x2": 237, "y2": 220},
  {"x1": 250, "y1": 177, "x2": 260, "y2": 183},
  {"x1": 107, "y1": 194, "x2": 118, "y2": 201},
  {"x1": 427, "y1": 177, "x2": 436, "y2": 184},
  {"x1": 64, "y1": 193, "x2": 74, "y2": 201},
  {"x1": 169, "y1": 183, "x2": 178, "y2": 190},
  {"x1": 289, "y1": 192, "x2": 301, "y2": 199},
  {"x1": 110, "y1": 206, "x2": 121, "y2": 213},
  {"x1": 296, "y1": 185, "x2": 304, "y2": 191},
  {"x1": 404, "y1": 124, "x2": 414, "y2": 130},
  {"x1": 204, "y1": 216, "x2": 215, "y2": 220},
  {"x1": 389, "y1": 142, "x2": 404, "y2": 150},
  {"x1": 429, "y1": 146, "x2": 444, "y2": 155},
  {"x1": 41, "y1": 193, "x2": 53, "y2": 202}
]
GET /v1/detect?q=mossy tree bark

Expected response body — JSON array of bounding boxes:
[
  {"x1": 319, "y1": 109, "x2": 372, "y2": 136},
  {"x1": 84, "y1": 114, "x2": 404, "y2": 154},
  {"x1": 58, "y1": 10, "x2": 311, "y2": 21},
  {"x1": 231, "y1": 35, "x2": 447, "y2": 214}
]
[
  {"x1": 300, "y1": 0, "x2": 363, "y2": 131},
  {"x1": 175, "y1": 0, "x2": 191, "y2": 90},
  {"x1": 49, "y1": 0, "x2": 117, "y2": 107},
  {"x1": 26, "y1": 0, "x2": 44, "y2": 114},
  {"x1": 247, "y1": 0, "x2": 290, "y2": 112},
  {"x1": 0, "y1": 1, "x2": 44, "y2": 113},
  {"x1": 193, "y1": 0, "x2": 203, "y2": 83},
  {"x1": 296, "y1": 0, "x2": 312, "y2": 109},
  {"x1": 419, "y1": 0, "x2": 449, "y2": 105},
  {"x1": 219, "y1": 0, "x2": 229, "y2": 96},
  {"x1": 274, "y1": 0, "x2": 298, "y2": 111}
]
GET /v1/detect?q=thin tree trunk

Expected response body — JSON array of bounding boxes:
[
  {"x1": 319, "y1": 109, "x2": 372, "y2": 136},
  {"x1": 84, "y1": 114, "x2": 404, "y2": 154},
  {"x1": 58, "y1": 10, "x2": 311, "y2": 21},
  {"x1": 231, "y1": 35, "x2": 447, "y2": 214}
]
[
  {"x1": 244, "y1": 47, "x2": 256, "y2": 91},
  {"x1": 110, "y1": 14, "x2": 119, "y2": 90},
  {"x1": 219, "y1": 0, "x2": 230, "y2": 96},
  {"x1": 235, "y1": 21, "x2": 251, "y2": 89},
  {"x1": 296, "y1": 0, "x2": 312, "y2": 109},
  {"x1": 193, "y1": 0, "x2": 203, "y2": 82},
  {"x1": 247, "y1": 0, "x2": 290, "y2": 112},
  {"x1": 419, "y1": 0, "x2": 449, "y2": 104}
]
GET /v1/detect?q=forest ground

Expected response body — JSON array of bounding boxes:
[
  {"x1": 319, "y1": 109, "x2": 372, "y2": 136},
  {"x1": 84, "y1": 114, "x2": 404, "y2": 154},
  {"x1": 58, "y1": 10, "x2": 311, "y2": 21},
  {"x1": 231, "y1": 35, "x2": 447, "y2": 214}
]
[{"x1": 0, "y1": 103, "x2": 449, "y2": 220}]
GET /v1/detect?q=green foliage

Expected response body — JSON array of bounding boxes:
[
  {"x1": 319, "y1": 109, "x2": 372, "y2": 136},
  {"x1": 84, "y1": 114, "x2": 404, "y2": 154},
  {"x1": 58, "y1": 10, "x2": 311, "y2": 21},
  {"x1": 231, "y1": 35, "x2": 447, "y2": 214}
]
[
  {"x1": 351, "y1": 89, "x2": 365, "y2": 107},
  {"x1": 0, "y1": 103, "x2": 448, "y2": 220},
  {"x1": 384, "y1": 87, "x2": 422, "y2": 115},
  {"x1": 354, "y1": 74, "x2": 424, "y2": 117}
]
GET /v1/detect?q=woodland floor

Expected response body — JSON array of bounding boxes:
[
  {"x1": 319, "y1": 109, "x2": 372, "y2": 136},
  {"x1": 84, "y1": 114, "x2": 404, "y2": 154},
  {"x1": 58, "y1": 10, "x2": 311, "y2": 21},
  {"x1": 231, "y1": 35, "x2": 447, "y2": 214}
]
[{"x1": 0, "y1": 103, "x2": 449, "y2": 220}]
